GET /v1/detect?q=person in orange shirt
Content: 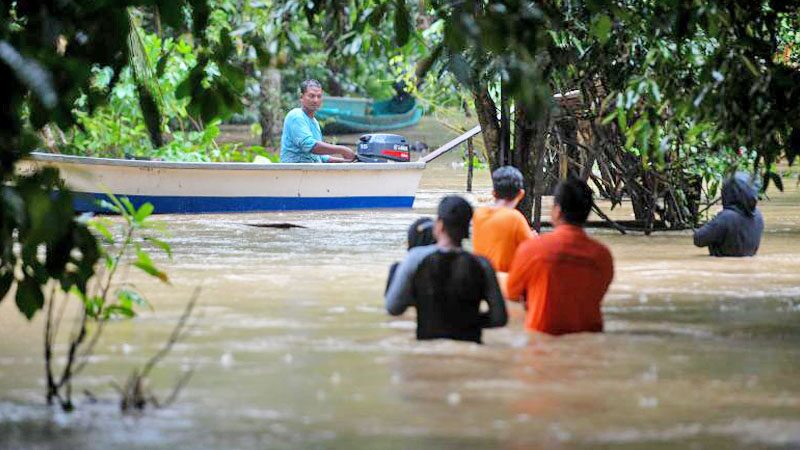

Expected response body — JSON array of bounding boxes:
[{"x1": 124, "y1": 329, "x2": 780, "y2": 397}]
[
  {"x1": 472, "y1": 166, "x2": 536, "y2": 298},
  {"x1": 473, "y1": 166, "x2": 536, "y2": 272},
  {"x1": 506, "y1": 177, "x2": 613, "y2": 335}
]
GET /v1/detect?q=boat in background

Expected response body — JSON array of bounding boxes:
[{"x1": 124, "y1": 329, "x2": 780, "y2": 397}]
[
  {"x1": 316, "y1": 96, "x2": 423, "y2": 134},
  {"x1": 21, "y1": 152, "x2": 425, "y2": 214}
]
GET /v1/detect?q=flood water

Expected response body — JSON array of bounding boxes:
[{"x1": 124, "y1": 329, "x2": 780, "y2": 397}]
[{"x1": 1, "y1": 157, "x2": 799, "y2": 449}]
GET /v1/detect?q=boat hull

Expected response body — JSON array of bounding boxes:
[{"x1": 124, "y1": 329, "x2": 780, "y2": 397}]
[
  {"x1": 22, "y1": 153, "x2": 425, "y2": 214},
  {"x1": 316, "y1": 96, "x2": 423, "y2": 134}
]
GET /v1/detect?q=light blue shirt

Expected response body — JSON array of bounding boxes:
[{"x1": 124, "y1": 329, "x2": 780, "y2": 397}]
[{"x1": 280, "y1": 108, "x2": 329, "y2": 163}]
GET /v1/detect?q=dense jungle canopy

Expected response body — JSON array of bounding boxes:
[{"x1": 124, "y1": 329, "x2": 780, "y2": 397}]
[{"x1": 1, "y1": 1, "x2": 799, "y2": 320}]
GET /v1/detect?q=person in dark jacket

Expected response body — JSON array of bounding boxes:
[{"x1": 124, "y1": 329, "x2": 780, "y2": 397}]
[
  {"x1": 693, "y1": 172, "x2": 764, "y2": 256},
  {"x1": 384, "y1": 196, "x2": 508, "y2": 343}
]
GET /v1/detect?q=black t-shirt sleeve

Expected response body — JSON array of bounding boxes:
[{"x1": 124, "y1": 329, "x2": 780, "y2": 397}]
[{"x1": 476, "y1": 256, "x2": 508, "y2": 328}]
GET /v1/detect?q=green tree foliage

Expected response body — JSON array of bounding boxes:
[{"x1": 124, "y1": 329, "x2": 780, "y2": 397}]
[
  {"x1": 0, "y1": 1, "x2": 244, "y2": 320},
  {"x1": 402, "y1": 0, "x2": 799, "y2": 228}
]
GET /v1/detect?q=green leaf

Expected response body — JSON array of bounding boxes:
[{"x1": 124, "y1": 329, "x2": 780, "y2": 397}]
[
  {"x1": 15, "y1": 277, "x2": 44, "y2": 320},
  {"x1": 117, "y1": 288, "x2": 153, "y2": 311},
  {"x1": 104, "y1": 304, "x2": 135, "y2": 319},
  {"x1": 89, "y1": 218, "x2": 115, "y2": 243},
  {"x1": 286, "y1": 31, "x2": 302, "y2": 51},
  {"x1": 591, "y1": 14, "x2": 613, "y2": 45},
  {"x1": 84, "y1": 295, "x2": 104, "y2": 318},
  {"x1": 100, "y1": 192, "x2": 126, "y2": 214},
  {"x1": 144, "y1": 236, "x2": 172, "y2": 258},
  {"x1": 134, "y1": 249, "x2": 169, "y2": 283},
  {"x1": 134, "y1": 202, "x2": 155, "y2": 223},
  {"x1": 119, "y1": 197, "x2": 137, "y2": 217},
  {"x1": 97, "y1": 199, "x2": 121, "y2": 214},
  {"x1": 220, "y1": 63, "x2": 246, "y2": 92},
  {"x1": 738, "y1": 54, "x2": 760, "y2": 77}
]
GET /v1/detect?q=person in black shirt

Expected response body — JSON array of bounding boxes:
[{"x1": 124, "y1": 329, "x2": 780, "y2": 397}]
[{"x1": 384, "y1": 196, "x2": 507, "y2": 343}]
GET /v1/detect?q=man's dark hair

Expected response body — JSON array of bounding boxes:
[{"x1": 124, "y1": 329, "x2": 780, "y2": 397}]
[
  {"x1": 553, "y1": 177, "x2": 593, "y2": 225},
  {"x1": 437, "y1": 196, "x2": 473, "y2": 246},
  {"x1": 492, "y1": 166, "x2": 524, "y2": 200},
  {"x1": 407, "y1": 217, "x2": 435, "y2": 250},
  {"x1": 300, "y1": 79, "x2": 322, "y2": 95}
]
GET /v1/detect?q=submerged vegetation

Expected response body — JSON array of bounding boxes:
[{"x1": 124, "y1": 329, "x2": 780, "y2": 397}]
[{"x1": 45, "y1": 196, "x2": 173, "y2": 411}]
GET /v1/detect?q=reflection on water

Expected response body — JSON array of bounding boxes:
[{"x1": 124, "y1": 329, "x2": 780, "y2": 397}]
[{"x1": 1, "y1": 158, "x2": 799, "y2": 449}]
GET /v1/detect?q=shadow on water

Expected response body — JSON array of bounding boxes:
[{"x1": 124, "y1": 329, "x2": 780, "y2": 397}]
[{"x1": 244, "y1": 222, "x2": 308, "y2": 229}]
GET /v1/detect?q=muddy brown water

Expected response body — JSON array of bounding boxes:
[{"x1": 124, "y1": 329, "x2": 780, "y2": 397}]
[{"x1": 0, "y1": 157, "x2": 799, "y2": 449}]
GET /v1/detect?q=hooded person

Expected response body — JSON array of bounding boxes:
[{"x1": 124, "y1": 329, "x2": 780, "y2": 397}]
[{"x1": 693, "y1": 172, "x2": 764, "y2": 257}]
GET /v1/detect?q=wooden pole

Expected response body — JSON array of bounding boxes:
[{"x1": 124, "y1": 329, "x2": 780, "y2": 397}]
[
  {"x1": 419, "y1": 125, "x2": 481, "y2": 163},
  {"x1": 466, "y1": 138, "x2": 474, "y2": 192},
  {"x1": 559, "y1": 145, "x2": 569, "y2": 180}
]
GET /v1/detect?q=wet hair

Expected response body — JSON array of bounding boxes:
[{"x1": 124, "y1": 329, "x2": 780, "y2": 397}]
[
  {"x1": 492, "y1": 166, "x2": 524, "y2": 200},
  {"x1": 437, "y1": 195, "x2": 473, "y2": 246},
  {"x1": 299, "y1": 79, "x2": 322, "y2": 95},
  {"x1": 407, "y1": 217, "x2": 435, "y2": 250},
  {"x1": 553, "y1": 177, "x2": 593, "y2": 225}
]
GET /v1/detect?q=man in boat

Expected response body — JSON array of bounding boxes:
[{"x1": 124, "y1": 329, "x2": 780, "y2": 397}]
[
  {"x1": 280, "y1": 79, "x2": 356, "y2": 163},
  {"x1": 385, "y1": 196, "x2": 508, "y2": 343},
  {"x1": 693, "y1": 172, "x2": 764, "y2": 256},
  {"x1": 472, "y1": 166, "x2": 537, "y2": 297},
  {"x1": 506, "y1": 177, "x2": 614, "y2": 335}
]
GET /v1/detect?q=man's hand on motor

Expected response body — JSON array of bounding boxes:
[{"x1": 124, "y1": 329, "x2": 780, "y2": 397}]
[{"x1": 337, "y1": 145, "x2": 356, "y2": 161}]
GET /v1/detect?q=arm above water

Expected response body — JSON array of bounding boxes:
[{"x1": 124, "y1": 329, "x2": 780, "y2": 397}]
[
  {"x1": 506, "y1": 239, "x2": 536, "y2": 302},
  {"x1": 693, "y1": 214, "x2": 727, "y2": 248},
  {"x1": 385, "y1": 246, "x2": 434, "y2": 316},
  {"x1": 477, "y1": 257, "x2": 508, "y2": 328}
]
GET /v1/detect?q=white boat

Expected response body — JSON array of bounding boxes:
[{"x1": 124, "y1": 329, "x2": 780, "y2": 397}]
[{"x1": 22, "y1": 152, "x2": 426, "y2": 214}]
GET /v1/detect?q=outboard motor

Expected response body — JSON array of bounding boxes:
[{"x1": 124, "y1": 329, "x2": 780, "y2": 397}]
[{"x1": 356, "y1": 133, "x2": 411, "y2": 162}]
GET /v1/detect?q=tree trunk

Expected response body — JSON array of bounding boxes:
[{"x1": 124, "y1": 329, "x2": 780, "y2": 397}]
[
  {"x1": 512, "y1": 102, "x2": 536, "y2": 224},
  {"x1": 472, "y1": 86, "x2": 501, "y2": 170},
  {"x1": 529, "y1": 108, "x2": 552, "y2": 230},
  {"x1": 259, "y1": 68, "x2": 282, "y2": 148},
  {"x1": 471, "y1": 85, "x2": 554, "y2": 225}
]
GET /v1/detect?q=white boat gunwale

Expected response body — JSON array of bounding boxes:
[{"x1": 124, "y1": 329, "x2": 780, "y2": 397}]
[{"x1": 28, "y1": 152, "x2": 426, "y2": 171}]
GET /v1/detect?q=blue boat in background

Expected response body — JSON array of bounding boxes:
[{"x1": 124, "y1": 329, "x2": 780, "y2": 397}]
[{"x1": 316, "y1": 96, "x2": 423, "y2": 134}]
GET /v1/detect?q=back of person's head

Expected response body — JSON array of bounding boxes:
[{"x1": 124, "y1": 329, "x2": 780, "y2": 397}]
[
  {"x1": 553, "y1": 177, "x2": 593, "y2": 225},
  {"x1": 407, "y1": 217, "x2": 435, "y2": 249},
  {"x1": 722, "y1": 171, "x2": 758, "y2": 216},
  {"x1": 437, "y1": 196, "x2": 473, "y2": 246},
  {"x1": 299, "y1": 79, "x2": 322, "y2": 94},
  {"x1": 492, "y1": 166, "x2": 525, "y2": 200}
]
